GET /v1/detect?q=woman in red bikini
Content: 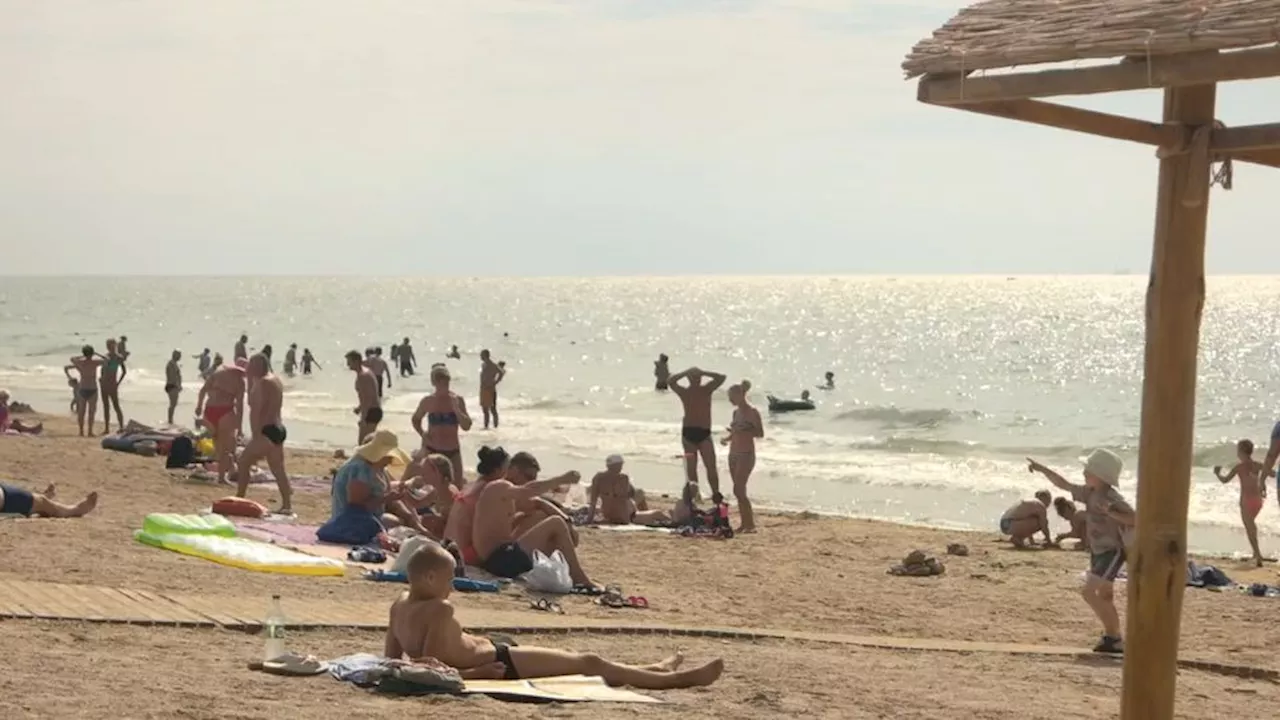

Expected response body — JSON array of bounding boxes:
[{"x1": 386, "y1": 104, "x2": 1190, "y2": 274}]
[{"x1": 1215, "y1": 438, "x2": 1268, "y2": 567}]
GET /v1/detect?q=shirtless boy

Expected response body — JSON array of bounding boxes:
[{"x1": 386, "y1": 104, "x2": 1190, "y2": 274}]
[
  {"x1": 587, "y1": 455, "x2": 669, "y2": 525},
  {"x1": 668, "y1": 367, "x2": 728, "y2": 499},
  {"x1": 195, "y1": 359, "x2": 247, "y2": 485},
  {"x1": 478, "y1": 349, "x2": 505, "y2": 430},
  {"x1": 347, "y1": 350, "x2": 382, "y2": 445},
  {"x1": 386, "y1": 543, "x2": 723, "y2": 688},
  {"x1": 283, "y1": 344, "x2": 298, "y2": 377},
  {"x1": 164, "y1": 350, "x2": 182, "y2": 425},
  {"x1": 1215, "y1": 438, "x2": 1267, "y2": 566},
  {"x1": 233, "y1": 354, "x2": 293, "y2": 514},
  {"x1": 998, "y1": 490, "x2": 1053, "y2": 548},
  {"x1": 366, "y1": 348, "x2": 392, "y2": 398}
]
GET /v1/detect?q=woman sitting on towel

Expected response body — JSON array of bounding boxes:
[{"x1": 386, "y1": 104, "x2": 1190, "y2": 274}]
[
  {"x1": 318, "y1": 430, "x2": 437, "y2": 546},
  {"x1": 397, "y1": 451, "x2": 457, "y2": 538}
]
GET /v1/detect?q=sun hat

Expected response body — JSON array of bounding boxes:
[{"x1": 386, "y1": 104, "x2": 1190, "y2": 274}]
[
  {"x1": 606, "y1": 454, "x2": 624, "y2": 466},
  {"x1": 356, "y1": 429, "x2": 411, "y2": 467},
  {"x1": 1083, "y1": 448, "x2": 1123, "y2": 487}
]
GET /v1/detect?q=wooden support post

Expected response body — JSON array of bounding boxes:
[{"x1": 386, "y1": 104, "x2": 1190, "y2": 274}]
[{"x1": 1121, "y1": 82, "x2": 1216, "y2": 720}]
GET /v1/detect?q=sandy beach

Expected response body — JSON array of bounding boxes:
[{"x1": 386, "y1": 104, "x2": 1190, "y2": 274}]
[{"x1": 3, "y1": 415, "x2": 1279, "y2": 718}]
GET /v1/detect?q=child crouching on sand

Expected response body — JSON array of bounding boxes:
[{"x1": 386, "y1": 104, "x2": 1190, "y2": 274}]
[
  {"x1": 1215, "y1": 439, "x2": 1267, "y2": 567},
  {"x1": 1028, "y1": 449, "x2": 1134, "y2": 655},
  {"x1": 385, "y1": 543, "x2": 724, "y2": 688}
]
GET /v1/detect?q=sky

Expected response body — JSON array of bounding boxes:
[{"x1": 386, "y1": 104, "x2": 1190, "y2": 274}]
[{"x1": 4, "y1": 0, "x2": 1280, "y2": 275}]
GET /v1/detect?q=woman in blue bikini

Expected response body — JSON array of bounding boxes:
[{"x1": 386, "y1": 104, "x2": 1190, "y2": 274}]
[{"x1": 411, "y1": 365, "x2": 473, "y2": 488}]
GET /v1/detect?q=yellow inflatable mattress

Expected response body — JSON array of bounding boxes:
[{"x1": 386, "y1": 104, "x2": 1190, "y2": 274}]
[{"x1": 135, "y1": 530, "x2": 344, "y2": 577}]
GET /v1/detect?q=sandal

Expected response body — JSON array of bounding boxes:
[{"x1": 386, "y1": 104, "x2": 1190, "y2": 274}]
[
  {"x1": 529, "y1": 598, "x2": 564, "y2": 614},
  {"x1": 570, "y1": 584, "x2": 606, "y2": 596}
]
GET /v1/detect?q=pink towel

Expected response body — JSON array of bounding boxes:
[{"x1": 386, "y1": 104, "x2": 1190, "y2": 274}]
[{"x1": 234, "y1": 520, "x2": 322, "y2": 546}]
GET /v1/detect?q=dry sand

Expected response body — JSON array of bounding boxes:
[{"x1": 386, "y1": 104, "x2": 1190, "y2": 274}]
[{"x1": 2, "y1": 415, "x2": 1279, "y2": 718}]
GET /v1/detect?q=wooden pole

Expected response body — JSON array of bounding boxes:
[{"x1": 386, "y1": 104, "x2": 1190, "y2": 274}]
[{"x1": 1120, "y1": 82, "x2": 1216, "y2": 720}]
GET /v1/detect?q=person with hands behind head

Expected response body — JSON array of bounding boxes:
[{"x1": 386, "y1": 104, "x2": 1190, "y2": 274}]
[
  {"x1": 385, "y1": 543, "x2": 724, "y2": 687},
  {"x1": 445, "y1": 445, "x2": 594, "y2": 587},
  {"x1": 411, "y1": 365, "x2": 472, "y2": 488},
  {"x1": 1215, "y1": 438, "x2": 1267, "y2": 566},
  {"x1": 1027, "y1": 450, "x2": 1134, "y2": 655},
  {"x1": 668, "y1": 366, "x2": 728, "y2": 500}
]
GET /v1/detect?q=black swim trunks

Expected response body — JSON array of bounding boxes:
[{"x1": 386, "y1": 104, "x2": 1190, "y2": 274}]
[
  {"x1": 492, "y1": 642, "x2": 520, "y2": 680},
  {"x1": 376, "y1": 375, "x2": 384, "y2": 398},
  {"x1": 262, "y1": 424, "x2": 287, "y2": 446},
  {"x1": 78, "y1": 388, "x2": 97, "y2": 400},
  {"x1": 0, "y1": 483, "x2": 34, "y2": 516},
  {"x1": 681, "y1": 426, "x2": 712, "y2": 445},
  {"x1": 363, "y1": 407, "x2": 384, "y2": 425},
  {"x1": 164, "y1": 384, "x2": 178, "y2": 393},
  {"x1": 480, "y1": 542, "x2": 534, "y2": 579}
]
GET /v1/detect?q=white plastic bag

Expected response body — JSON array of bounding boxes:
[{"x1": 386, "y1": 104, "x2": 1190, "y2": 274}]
[{"x1": 522, "y1": 549, "x2": 572, "y2": 594}]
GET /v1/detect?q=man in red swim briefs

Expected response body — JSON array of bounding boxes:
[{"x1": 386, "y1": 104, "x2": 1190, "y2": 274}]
[{"x1": 196, "y1": 358, "x2": 247, "y2": 485}]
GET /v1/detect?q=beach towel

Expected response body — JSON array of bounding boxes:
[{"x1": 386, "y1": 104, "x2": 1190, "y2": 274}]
[
  {"x1": 590, "y1": 524, "x2": 675, "y2": 534},
  {"x1": 235, "y1": 520, "x2": 324, "y2": 546}
]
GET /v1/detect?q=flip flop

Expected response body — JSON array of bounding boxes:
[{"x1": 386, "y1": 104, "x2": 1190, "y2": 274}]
[
  {"x1": 625, "y1": 596, "x2": 649, "y2": 609},
  {"x1": 570, "y1": 584, "x2": 606, "y2": 596},
  {"x1": 250, "y1": 653, "x2": 329, "y2": 676},
  {"x1": 529, "y1": 598, "x2": 565, "y2": 614}
]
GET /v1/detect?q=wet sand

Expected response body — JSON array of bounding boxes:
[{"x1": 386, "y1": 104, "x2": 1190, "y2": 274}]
[{"x1": 1, "y1": 415, "x2": 1278, "y2": 718}]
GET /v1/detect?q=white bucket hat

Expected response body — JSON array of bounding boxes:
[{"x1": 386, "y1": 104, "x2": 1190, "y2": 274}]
[{"x1": 1083, "y1": 448, "x2": 1123, "y2": 487}]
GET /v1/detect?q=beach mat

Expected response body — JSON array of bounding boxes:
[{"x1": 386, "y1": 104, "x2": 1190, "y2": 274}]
[
  {"x1": 589, "y1": 524, "x2": 674, "y2": 534},
  {"x1": 461, "y1": 675, "x2": 660, "y2": 703},
  {"x1": 233, "y1": 521, "x2": 396, "y2": 571}
]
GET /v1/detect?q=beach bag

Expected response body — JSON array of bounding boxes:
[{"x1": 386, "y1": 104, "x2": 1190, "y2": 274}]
[
  {"x1": 523, "y1": 550, "x2": 572, "y2": 594},
  {"x1": 165, "y1": 437, "x2": 196, "y2": 468}
]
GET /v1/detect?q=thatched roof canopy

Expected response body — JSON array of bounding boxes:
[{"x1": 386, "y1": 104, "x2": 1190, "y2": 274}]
[{"x1": 903, "y1": 0, "x2": 1280, "y2": 78}]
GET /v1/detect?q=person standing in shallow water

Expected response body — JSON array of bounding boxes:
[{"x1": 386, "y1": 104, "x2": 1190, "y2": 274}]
[
  {"x1": 1215, "y1": 438, "x2": 1266, "y2": 567},
  {"x1": 99, "y1": 338, "x2": 127, "y2": 435},
  {"x1": 668, "y1": 366, "x2": 728, "y2": 499},
  {"x1": 234, "y1": 334, "x2": 248, "y2": 362},
  {"x1": 283, "y1": 344, "x2": 298, "y2": 377},
  {"x1": 301, "y1": 349, "x2": 319, "y2": 375},
  {"x1": 479, "y1": 349, "x2": 505, "y2": 429},
  {"x1": 164, "y1": 350, "x2": 183, "y2": 425},
  {"x1": 398, "y1": 338, "x2": 417, "y2": 377},
  {"x1": 654, "y1": 354, "x2": 670, "y2": 391}
]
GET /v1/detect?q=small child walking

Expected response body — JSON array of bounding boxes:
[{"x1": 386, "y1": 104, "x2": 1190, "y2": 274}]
[
  {"x1": 1028, "y1": 449, "x2": 1135, "y2": 654},
  {"x1": 1214, "y1": 439, "x2": 1267, "y2": 567}
]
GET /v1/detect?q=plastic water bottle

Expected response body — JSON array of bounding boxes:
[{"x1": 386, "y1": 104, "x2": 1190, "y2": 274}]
[{"x1": 263, "y1": 595, "x2": 287, "y2": 661}]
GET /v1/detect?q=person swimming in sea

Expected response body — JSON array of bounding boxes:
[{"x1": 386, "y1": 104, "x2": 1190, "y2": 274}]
[
  {"x1": 766, "y1": 390, "x2": 814, "y2": 413},
  {"x1": 821, "y1": 371, "x2": 834, "y2": 390},
  {"x1": 654, "y1": 354, "x2": 670, "y2": 391}
]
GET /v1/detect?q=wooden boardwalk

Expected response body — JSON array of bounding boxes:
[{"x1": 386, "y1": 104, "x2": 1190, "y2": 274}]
[{"x1": 0, "y1": 581, "x2": 1272, "y2": 681}]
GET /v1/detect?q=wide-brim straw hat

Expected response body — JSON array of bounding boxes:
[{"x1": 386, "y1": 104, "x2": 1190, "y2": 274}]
[{"x1": 355, "y1": 429, "x2": 410, "y2": 467}]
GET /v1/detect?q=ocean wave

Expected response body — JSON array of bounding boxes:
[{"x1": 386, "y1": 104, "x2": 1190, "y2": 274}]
[
  {"x1": 23, "y1": 343, "x2": 87, "y2": 358},
  {"x1": 833, "y1": 405, "x2": 978, "y2": 428}
]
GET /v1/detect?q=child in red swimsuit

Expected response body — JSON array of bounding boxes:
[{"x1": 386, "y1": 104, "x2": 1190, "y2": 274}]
[{"x1": 1215, "y1": 438, "x2": 1268, "y2": 567}]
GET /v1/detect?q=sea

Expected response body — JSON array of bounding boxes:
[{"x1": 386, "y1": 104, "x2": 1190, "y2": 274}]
[{"x1": 2, "y1": 275, "x2": 1277, "y2": 555}]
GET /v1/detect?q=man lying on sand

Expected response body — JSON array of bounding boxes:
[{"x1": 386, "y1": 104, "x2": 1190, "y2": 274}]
[
  {"x1": 586, "y1": 455, "x2": 669, "y2": 526},
  {"x1": 0, "y1": 482, "x2": 97, "y2": 518},
  {"x1": 1029, "y1": 450, "x2": 1134, "y2": 655},
  {"x1": 386, "y1": 543, "x2": 724, "y2": 688},
  {"x1": 999, "y1": 490, "x2": 1052, "y2": 548}
]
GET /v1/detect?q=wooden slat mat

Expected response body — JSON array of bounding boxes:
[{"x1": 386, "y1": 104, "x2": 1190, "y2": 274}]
[{"x1": 0, "y1": 581, "x2": 1273, "y2": 681}]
